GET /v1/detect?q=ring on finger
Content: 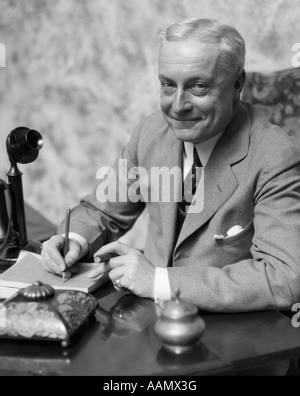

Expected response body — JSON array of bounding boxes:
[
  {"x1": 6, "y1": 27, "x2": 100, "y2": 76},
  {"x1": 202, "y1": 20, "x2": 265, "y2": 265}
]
[{"x1": 114, "y1": 278, "x2": 123, "y2": 288}]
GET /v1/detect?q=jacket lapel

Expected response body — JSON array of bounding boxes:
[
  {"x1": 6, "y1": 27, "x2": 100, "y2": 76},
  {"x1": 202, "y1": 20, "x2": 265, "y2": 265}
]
[
  {"x1": 175, "y1": 103, "x2": 251, "y2": 250},
  {"x1": 159, "y1": 131, "x2": 183, "y2": 264}
]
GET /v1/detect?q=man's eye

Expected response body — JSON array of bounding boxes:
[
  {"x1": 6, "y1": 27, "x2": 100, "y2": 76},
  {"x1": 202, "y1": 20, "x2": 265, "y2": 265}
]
[
  {"x1": 191, "y1": 84, "x2": 207, "y2": 93},
  {"x1": 161, "y1": 82, "x2": 176, "y2": 94},
  {"x1": 161, "y1": 81, "x2": 173, "y2": 88}
]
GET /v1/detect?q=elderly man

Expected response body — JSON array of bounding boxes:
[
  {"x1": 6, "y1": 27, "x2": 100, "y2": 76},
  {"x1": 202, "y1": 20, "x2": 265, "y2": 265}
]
[{"x1": 42, "y1": 18, "x2": 300, "y2": 313}]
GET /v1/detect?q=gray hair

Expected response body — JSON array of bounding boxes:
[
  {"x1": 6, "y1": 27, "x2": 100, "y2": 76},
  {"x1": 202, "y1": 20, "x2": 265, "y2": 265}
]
[{"x1": 159, "y1": 18, "x2": 246, "y2": 80}]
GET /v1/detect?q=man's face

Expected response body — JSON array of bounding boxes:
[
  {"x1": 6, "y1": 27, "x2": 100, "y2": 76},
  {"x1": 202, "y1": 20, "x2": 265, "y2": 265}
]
[{"x1": 158, "y1": 39, "x2": 238, "y2": 143}]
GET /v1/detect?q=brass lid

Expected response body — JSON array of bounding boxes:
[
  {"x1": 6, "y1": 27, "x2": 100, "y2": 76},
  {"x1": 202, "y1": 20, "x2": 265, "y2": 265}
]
[
  {"x1": 162, "y1": 294, "x2": 198, "y2": 321},
  {"x1": 19, "y1": 281, "x2": 55, "y2": 300}
]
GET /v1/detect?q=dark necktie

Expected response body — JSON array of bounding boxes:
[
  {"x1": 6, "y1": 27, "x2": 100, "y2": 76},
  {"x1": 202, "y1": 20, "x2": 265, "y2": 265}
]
[{"x1": 180, "y1": 146, "x2": 203, "y2": 213}]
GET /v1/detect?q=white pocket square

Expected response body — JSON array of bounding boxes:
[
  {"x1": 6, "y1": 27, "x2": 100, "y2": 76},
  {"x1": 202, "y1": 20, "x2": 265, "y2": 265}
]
[{"x1": 213, "y1": 225, "x2": 244, "y2": 240}]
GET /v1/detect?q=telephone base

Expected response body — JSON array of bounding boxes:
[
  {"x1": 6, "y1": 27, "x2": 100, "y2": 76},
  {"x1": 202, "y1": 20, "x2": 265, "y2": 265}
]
[{"x1": 0, "y1": 239, "x2": 42, "y2": 270}]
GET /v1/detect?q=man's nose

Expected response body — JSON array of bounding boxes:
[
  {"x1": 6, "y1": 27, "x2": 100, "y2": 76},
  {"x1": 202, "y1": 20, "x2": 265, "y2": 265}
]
[{"x1": 172, "y1": 89, "x2": 193, "y2": 114}]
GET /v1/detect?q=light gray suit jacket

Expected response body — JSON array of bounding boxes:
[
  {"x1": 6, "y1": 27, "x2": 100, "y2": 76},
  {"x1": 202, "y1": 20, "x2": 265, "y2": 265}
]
[{"x1": 67, "y1": 102, "x2": 300, "y2": 312}]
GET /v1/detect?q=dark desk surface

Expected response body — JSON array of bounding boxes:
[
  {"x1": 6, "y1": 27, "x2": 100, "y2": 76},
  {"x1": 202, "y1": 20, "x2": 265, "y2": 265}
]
[
  {"x1": 0, "y1": 284, "x2": 299, "y2": 376},
  {"x1": 0, "y1": 206, "x2": 299, "y2": 376}
]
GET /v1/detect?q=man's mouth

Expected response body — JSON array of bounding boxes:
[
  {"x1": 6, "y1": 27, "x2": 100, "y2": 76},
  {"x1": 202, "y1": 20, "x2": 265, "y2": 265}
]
[{"x1": 168, "y1": 116, "x2": 203, "y2": 128}]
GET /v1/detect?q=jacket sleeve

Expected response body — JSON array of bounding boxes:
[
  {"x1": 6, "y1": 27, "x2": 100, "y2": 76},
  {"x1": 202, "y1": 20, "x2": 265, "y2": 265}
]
[{"x1": 58, "y1": 123, "x2": 145, "y2": 256}]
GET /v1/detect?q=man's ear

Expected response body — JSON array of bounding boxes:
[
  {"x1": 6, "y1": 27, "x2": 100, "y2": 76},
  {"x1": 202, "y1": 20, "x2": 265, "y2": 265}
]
[{"x1": 234, "y1": 70, "x2": 246, "y2": 99}]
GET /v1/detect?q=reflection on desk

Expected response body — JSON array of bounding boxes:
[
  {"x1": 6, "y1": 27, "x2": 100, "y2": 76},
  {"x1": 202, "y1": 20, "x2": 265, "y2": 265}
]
[
  {"x1": 0, "y1": 341, "x2": 72, "y2": 376},
  {"x1": 157, "y1": 343, "x2": 220, "y2": 373},
  {"x1": 0, "y1": 290, "x2": 229, "y2": 376},
  {"x1": 0, "y1": 286, "x2": 299, "y2": 376},
  {"x1": 96, "y1": 293, "x2": 157, "y2": 340}
]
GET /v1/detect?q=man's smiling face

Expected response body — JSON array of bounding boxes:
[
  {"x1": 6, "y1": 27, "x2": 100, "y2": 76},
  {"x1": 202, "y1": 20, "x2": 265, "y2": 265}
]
[{"x1": 158, "y1": 39, "x2": 238, "y2": 143}]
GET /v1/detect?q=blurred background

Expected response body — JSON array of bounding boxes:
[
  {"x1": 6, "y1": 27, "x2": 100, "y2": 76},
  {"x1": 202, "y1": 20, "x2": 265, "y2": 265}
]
[{"x1": 0, "y1": 0, "x2": 299, "y2": 245}]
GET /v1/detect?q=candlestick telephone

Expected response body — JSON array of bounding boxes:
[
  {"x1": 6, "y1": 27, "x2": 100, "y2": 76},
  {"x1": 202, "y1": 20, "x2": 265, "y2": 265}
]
[{"x1": 0, "y1": 127, "x2": 43, "y2": 266}]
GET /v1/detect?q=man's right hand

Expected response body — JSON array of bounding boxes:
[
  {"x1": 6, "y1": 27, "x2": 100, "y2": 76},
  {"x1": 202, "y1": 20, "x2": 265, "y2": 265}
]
[{"x1": 41, "y1": 235, "x2": 83, "y2": 277}]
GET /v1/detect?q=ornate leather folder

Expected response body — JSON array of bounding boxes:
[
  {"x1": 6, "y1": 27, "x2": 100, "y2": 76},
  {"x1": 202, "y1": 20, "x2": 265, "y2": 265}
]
[{"x1": 0, "y1": 282, "x2": 98, "y2": 347}]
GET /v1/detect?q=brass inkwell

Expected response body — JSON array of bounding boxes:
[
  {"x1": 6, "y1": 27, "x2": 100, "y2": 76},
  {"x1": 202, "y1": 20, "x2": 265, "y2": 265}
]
[
  {"x1": 0, "y1": 281, "x2": 98, "y2": 347},
  {"x1": 154, "y1": 293, "x2": 206, "y2": 354}
]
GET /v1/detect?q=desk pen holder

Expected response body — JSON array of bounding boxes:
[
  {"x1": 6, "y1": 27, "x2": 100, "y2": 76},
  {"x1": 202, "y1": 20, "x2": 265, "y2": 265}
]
[{"x1": 0, "y1": 281, "x2": 98, "y2": 347}]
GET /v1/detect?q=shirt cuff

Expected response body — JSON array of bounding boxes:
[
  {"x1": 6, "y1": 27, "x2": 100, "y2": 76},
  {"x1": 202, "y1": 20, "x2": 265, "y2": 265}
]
[
  {"x1": 62, "y1": 232, "x2": 89, "y2": 258},
  {"x1": 154, "y1": 267, "x2": 172, "y2": 303}
]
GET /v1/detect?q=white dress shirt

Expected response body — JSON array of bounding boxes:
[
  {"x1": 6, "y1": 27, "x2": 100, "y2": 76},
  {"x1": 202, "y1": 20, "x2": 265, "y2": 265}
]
[{"x1": 68, "y1": 131, "x2": 223, "y2": 303}]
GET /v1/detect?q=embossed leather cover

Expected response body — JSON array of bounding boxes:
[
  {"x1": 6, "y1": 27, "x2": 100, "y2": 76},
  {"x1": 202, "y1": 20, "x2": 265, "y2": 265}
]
[{"x1": 0, "y1": 288, "x2": 98, "y2": 347}]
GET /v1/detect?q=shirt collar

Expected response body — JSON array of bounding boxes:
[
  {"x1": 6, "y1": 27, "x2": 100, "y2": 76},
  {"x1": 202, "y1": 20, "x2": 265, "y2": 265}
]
[{"x1": 184, "y1": 131, "x2": 224, "y2": 168}]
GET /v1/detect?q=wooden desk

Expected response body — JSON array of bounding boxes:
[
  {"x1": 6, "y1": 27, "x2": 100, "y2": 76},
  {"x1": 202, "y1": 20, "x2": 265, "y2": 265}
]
[
  {"x1": 0, "y1": 207, "x2": 299, "y2": 376},
  {"x1": 0, "y1": 284, "x2": 299, "y2": 376}
]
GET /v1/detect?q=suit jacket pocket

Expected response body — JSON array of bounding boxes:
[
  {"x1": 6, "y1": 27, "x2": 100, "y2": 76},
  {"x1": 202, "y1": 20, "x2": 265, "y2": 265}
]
[
  {"x1": 214, "y1": 220, "x2": 254, "y2": 266},
  {"x1": 215, "y1": 220, "x2": 254, "y2": 247}
]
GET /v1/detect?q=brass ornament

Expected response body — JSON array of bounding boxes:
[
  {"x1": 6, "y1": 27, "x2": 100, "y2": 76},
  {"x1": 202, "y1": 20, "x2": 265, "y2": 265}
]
[
  {"x1": 19, "y1": 281, "x2": 55, "y2": 300},
  {"x1": 154, "y1": 292, "x2": 206, "y2": 354}
]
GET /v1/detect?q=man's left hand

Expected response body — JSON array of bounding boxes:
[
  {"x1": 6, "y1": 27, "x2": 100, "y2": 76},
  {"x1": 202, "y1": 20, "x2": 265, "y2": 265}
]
[{"x1": 87, "y1": 241, "x2": 155, "y2": 299}]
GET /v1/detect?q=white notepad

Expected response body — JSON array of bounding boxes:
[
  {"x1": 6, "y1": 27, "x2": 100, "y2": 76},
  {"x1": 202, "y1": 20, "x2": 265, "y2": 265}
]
[{"x1": 0, "y1": 252, "x2": 108, "y2": 300}]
